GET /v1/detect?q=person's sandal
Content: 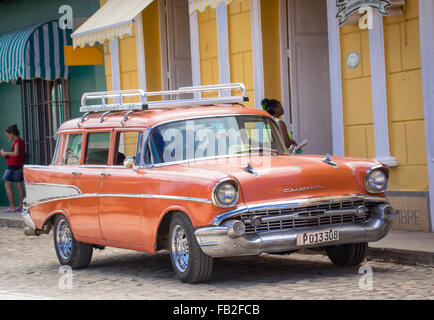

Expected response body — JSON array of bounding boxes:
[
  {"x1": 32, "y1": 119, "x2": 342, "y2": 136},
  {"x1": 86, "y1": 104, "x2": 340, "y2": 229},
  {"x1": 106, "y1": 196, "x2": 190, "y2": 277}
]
[{"x1": 3, "y1": 208, "x2": 16, "y2": 213}]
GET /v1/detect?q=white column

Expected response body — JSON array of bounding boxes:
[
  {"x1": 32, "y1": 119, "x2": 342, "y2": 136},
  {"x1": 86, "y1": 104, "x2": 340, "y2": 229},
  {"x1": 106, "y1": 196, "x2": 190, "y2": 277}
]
[
  {"x1": 326, "y1": 0, "x2": 345, "y2": 156},
  {"x1": 110, "y1": 38, "x2": 121, "y2": 104},
  {"x1": 419, "y1": 0, "x2": 434, "y2": 232},
  {"x1": 368, "y1": 13, "x2": 397, "y2": 167},
  {"x1": 278, "y1": 0, "x2": 291, "y2": 127},
  {"x1": 158, "y1": 0, "x2": 169, "y2": 92},
  {"x1": 216, "y1": 3, "x2": 231, "y2": 96},
  {"x1": 135, "y1": 13, "x2": 147, "y2": 92},
  {"x1": 250, "y1": 0, "x2": 264, "y2": 108},
  {"x1": 189, "y1": 11, "x2": 201, "y2": 98}
]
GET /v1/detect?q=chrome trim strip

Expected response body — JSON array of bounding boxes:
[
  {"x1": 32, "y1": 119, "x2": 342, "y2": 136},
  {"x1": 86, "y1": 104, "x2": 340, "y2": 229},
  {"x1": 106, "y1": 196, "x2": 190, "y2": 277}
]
[
  {"x1": 24, "y1": 183, "x2": 83, "y2": 208},
  {"x1": 23, "y1": 165, "x2": 54, "y2": 169},
  {"x1": 25, "y1": 182, "x2": 82, "y2": 193},
  {"x1": 212, "y1": 194, "x2": 389, "y2": 226},
  {"x1": 140, "y1": 194, "x2": 212, "y2": 203},
  {"x1": 24, "y1": 191, "x2": 212, "y2": 209},
  {"x1": 149, "y1": 152, "x2": 286, "y2": 168}
]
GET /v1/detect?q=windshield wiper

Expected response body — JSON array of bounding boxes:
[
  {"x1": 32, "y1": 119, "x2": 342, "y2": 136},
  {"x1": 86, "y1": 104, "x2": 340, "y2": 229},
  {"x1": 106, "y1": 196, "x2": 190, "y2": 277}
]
[{"x1": 237, "y1": 147, "x2": 279, "y2": 155}]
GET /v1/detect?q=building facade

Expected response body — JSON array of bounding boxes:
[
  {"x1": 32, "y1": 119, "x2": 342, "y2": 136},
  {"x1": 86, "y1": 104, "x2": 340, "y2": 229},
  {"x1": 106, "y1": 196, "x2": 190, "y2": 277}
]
[
  {"x1": 8, "y1": 0, "x2": 434, "y2": 232},
  {"x1": 0, "y1": 0, "x2": 107, "y2": 206}
]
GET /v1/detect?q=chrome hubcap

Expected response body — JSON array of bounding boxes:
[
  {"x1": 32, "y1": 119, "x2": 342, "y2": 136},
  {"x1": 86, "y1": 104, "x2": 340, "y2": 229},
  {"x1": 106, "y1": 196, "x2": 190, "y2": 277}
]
[
  {"x1": 171, "y1": 225, "x2": 190, "y2": 272},
  {"x1": 56, "y1": 219, "x2": 73, "y2": 260}
]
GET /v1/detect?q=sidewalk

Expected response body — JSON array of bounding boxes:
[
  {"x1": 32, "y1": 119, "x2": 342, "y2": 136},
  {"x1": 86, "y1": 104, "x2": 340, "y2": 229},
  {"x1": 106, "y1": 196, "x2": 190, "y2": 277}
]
[
  {"x1": 0, "y1": 209, "x2": 23, "y2": 228},
  {"x1": 0, "y1": 207, "x2": 433, "y2": 266},
  {"x1": 367, "y1": 229, "x2": 434, "y2": 266}
]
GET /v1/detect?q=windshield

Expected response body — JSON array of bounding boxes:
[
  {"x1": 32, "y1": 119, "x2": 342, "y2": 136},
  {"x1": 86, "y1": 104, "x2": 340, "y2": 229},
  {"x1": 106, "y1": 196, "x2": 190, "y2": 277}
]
[{"x1": 147, "y1": 115, "x2": 288, "y2": 165}]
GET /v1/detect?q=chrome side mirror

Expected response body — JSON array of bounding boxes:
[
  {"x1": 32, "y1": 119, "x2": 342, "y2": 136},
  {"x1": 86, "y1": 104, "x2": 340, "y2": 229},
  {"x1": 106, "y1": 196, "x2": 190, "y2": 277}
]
[{"x1": 123, "y1": 157, "x2": 136, "y2": 169}]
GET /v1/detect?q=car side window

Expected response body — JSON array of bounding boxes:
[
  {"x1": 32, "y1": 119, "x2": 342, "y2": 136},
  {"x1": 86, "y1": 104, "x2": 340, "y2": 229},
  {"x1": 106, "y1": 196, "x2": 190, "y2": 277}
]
[
  {"x1": 115, "y1": 131, "x2": 143, "y2": 166},
  {"x1": 85, "y1": 132, "x2": 111, "y2": 165},
  {"x1": 62, "y1": 133, "x2": 83, "y2": 165}
]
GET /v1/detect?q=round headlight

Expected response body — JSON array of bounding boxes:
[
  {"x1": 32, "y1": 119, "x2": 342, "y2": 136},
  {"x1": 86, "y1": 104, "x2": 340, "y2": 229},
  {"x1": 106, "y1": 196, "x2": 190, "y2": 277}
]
[
  {"x1": 213, "y1": 180, "x2": 238, "y2": 208},
  {"x1": 365, "y1": 169, "x2": 388, "y2": 193}
]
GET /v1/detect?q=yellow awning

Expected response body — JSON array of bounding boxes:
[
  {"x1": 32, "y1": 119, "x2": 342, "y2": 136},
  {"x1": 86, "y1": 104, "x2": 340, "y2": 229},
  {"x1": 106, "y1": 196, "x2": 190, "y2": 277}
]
[
  {"x1": 71, "y1": 0, "x2": 153, "y2": 49},
  {"x1": 188, "y1": 0, "x2": 235, "y2": 14}
]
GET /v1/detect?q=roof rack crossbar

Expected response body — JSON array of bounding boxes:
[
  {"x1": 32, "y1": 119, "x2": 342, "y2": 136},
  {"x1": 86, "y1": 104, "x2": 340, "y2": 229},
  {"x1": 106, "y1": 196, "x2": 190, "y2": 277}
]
[{"x1": 80, "y1": 83, "x2": 248, "y2": 113}]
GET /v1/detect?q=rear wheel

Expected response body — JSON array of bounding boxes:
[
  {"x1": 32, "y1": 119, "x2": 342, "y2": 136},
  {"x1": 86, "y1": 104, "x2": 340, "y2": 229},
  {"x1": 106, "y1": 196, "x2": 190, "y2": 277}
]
[
  {"x1": 169, "y1": 213, "x2": 213, "y2": 283},
  {"x1": 53, "y1": 214, "x2": 93, "y2": 269},
  {"x1": 326, "y1": 243, "x2": 368, "y2": 266}
]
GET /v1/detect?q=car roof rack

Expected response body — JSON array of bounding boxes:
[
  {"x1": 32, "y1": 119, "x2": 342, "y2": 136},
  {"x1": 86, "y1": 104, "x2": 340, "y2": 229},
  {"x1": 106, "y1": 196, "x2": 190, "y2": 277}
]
[{"x1": 80, "y1": 83, "x2": 249, "y2": 113}]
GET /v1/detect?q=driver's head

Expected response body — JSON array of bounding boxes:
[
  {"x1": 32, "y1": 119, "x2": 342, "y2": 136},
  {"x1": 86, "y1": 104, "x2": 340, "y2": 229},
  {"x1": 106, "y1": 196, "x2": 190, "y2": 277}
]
[{"x1": 261, "y1": 99, "x2": 284, "y2": 118}]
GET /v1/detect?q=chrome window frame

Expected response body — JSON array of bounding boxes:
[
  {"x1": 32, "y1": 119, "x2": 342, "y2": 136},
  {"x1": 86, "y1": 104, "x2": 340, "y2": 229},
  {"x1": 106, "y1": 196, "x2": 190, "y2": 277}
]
[{"x1": 51, "y1": 135, "x2": 61, "y2": 166}]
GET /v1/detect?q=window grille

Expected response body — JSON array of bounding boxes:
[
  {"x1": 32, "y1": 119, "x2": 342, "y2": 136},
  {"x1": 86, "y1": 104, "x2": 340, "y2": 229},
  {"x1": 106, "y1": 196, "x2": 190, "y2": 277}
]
[{"x1": 20, "y1": 79, "x2": 71, "y2": 165}]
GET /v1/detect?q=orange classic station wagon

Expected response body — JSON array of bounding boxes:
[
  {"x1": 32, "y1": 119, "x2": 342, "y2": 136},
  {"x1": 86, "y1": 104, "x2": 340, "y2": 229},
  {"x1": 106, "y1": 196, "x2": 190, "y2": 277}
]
[{"x1": 22, "y1": 83, "x2": 397, "y2": 283}]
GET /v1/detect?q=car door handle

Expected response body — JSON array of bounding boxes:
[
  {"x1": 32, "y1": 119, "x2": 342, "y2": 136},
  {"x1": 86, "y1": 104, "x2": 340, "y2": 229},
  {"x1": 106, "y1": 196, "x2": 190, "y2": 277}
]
[
  {"x1": 100, "y1": 171, "x2": 111, "y2": 177},
  {"x1": 72, "y1": 170, "x2": 81, "y2": 175}
]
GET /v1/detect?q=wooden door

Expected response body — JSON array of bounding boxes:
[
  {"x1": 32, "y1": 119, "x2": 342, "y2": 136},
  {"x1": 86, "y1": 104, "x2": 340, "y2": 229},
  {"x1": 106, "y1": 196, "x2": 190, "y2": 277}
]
[
  {"x1": 287, "y1": 0, "x2": 332, "y2": 155},
  {"x1": 162, "y1": 0, "x2": 193, "y2": 91}
]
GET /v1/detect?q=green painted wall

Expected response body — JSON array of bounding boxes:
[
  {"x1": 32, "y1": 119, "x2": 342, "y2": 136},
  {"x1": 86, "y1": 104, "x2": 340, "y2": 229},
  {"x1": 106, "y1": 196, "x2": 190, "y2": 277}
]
[
  {"x1": 69, "y1": 65, "x2": 107, "y2": 119},
  {"x1": 0, "y1": 83, "x2": 24, "y2": 207},
  {"x1": 0, "y1": 0, "x2": 106, "y2": 206},
  {"x1": 0, "y1": 0, "x2": 101, "y2": 35}
]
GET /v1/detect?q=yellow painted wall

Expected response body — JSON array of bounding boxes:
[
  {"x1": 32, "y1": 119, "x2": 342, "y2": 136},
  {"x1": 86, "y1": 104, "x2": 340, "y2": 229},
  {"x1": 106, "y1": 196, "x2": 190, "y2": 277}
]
[
  {"x1": 340, "y1": 0, "x2": 427, "y2": 191},
  {"x1": 102, "y1": 1, "x2": 162, "y2": 103},
  {"x1": 102, "y1": 26, "x2": 138, "y2": 103},
  {"x1": 340, "y1": 25, "x2": 375, "y2": 160},
  {"x1": 196, "y1": 1, "x2": 255, "y2": 105},
  {"x1": 227, "y1": 0, "x2": 254, "y2": 107},
  {"x1": 198, "y1": 7, "x2": 219, "y2": 98},
  {"x1": 260, "y1": 0, "x2": 281, "y2": 102},
  {"x1": 383, "y1": 0, "x2": 427, "y2": 191},
  {"x1": 119, "y1": 36, "x2": 139, "y2": 103},
  {"x1": 141, "y1": 1, "x2": 162, "y2": 98}
]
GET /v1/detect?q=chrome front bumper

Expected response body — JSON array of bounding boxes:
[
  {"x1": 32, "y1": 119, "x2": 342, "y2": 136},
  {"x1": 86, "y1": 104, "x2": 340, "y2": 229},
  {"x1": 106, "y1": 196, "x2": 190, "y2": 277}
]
[{"x1": 195, "y1": 203, "x2": 397, "y2": 258}]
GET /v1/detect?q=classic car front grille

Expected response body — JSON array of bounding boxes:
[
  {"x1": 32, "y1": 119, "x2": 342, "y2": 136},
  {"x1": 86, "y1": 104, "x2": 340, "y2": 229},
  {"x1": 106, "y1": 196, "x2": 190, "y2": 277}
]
[{"x1": 239, "y1": 200, "x2": 375, "y2": 234}]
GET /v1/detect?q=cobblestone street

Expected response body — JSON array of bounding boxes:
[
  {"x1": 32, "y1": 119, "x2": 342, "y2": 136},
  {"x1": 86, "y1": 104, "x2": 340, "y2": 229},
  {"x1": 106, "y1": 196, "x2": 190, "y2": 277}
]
[{"x1": 0, "y1": 226, "x2": 433, "y2": 300}]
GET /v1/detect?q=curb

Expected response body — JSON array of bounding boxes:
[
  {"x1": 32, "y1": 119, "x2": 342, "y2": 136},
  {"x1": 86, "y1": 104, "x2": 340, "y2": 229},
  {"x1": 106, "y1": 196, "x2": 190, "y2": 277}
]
[
  {"x1": 1, "y1": 219, "x2": 433, "y2": 267},
  {"x1": 294, "y1": 247, "x2": 434, "y2": 267},
  {"x1": 0, "y1": 218, "x2": 24, "y2": 229},
  {"x1": 367, "y1": 247, "x2": 434, "y2": 267}
]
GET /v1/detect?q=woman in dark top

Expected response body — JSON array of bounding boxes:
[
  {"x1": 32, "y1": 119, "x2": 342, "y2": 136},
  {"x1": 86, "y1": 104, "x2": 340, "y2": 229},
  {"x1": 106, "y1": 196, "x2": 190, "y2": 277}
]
[
  {"x1": 1, "y1": 125, "x2": 25, "y2": 212},
  {"x1": 261, "y1": 98, "x2": 298, "y2": 149}
]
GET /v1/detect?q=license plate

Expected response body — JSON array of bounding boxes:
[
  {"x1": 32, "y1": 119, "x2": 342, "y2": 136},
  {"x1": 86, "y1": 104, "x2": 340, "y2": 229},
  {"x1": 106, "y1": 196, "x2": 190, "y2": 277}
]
[{"x1": 296, "y1": 229, "x2": 340, "y2": 246}]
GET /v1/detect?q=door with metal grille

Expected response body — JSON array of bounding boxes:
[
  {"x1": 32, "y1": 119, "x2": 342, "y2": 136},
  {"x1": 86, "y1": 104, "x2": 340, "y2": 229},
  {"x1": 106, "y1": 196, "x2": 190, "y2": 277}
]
[{"x1": 20, "y1": 79, "x2": 71, "y2": 165}]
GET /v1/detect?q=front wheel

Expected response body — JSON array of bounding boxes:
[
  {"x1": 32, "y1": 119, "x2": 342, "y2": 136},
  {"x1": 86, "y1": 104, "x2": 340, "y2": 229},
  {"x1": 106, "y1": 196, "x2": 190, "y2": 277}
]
[
  {"x1": 169, "y1": 213, "x2": 213, "y2": 283},
  {"x1": 53, "y1": 214, "x2": 93, "y2": 269},
  {"x1": 326, "y1": 242, "x2": 368, "y2": 266}
]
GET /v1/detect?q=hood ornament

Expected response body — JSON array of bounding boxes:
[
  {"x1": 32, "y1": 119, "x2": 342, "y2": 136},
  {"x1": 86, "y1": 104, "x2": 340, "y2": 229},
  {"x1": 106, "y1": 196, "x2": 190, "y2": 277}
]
[
  {"x1": 244, "y1": 162, "x2": 259, "y2": 177},
  {"x1": 322, "y1": 154, "x2": 338, "y2": 168}
]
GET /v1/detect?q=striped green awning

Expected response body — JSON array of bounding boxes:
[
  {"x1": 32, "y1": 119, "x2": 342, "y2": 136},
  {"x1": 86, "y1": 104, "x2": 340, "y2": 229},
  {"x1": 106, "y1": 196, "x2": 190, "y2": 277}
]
[{"x1": 0, "y1": 20, "x2": 71, "y2": 83}]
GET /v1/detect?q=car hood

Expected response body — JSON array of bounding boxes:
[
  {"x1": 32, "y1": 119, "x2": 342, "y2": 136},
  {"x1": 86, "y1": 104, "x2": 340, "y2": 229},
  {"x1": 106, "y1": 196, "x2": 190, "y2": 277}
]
[{"x1": 185, "y1": 155, "x2": 380, "y2": 205}]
